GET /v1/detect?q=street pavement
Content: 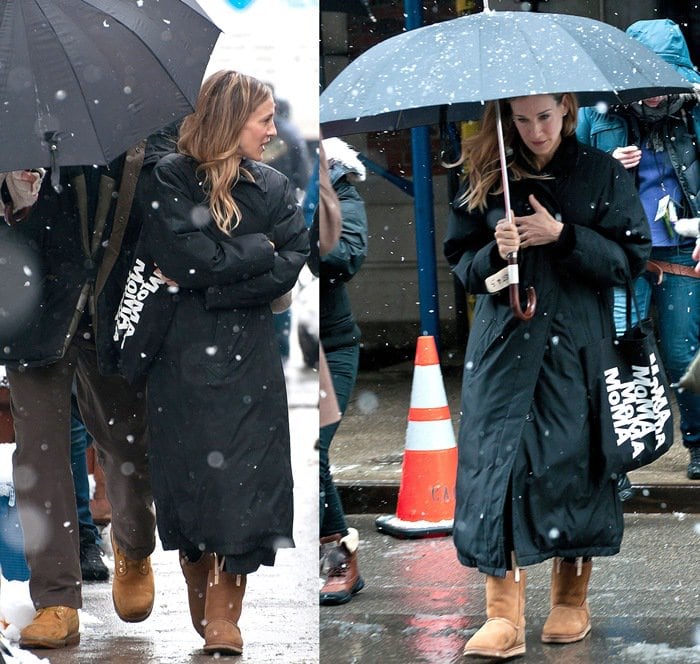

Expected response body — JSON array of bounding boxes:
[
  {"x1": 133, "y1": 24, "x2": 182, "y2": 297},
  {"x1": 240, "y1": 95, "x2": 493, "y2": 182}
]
[
  {"x1": 332, "y1": 360, "x2": 700, "y2": 515},
  {"x1": 322, "y1": 354, "x2": 700, "y2": 663},
  {"x1": 9, "y1": 362, "x2": 319, "y2": 664},
  {"x1": 321, "y1": 512, "x2": 700, "y2": 664}
]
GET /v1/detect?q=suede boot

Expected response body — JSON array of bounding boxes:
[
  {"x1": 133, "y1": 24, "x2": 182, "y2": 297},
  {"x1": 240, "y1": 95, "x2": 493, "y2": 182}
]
[
  {"x1": 111, "y1": 529, "x2": 155, "y2": 623},
  {"x1": 319, "y1": 533, "x2": 341, "y2": 574},
  {"x1": 19, "y1": 606, "x2": 80, "y2": 649},
  {"x1": 463, "y1": 568, "x2": 527, "y2": 659},
  {"x1": 319, "y1": 528, "x2": 364, "y2": 605},
  {"x1": 180, "y1": 551, "x2": 214, "y2": 637},
  {"x1": 203, "y1": 556, "x2": 246, "y2": 655},
  {"x1": 541, "y1": 558, "x2": 592, "y2": 644}
]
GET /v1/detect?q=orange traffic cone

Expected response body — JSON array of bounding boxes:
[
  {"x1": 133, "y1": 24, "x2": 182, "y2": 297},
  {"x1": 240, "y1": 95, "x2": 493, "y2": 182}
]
[{"x1": 375, "y1": 336, "x2": 458, "y2": 539}]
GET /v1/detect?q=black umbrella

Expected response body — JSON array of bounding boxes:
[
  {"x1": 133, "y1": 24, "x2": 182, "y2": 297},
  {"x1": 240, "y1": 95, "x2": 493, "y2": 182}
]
[
  {"x1": 0, "y1": 0, "x2": 220, "y2": 183},
  {"x1": 320, "y1": 9, "x2": 694, "y2": 319}
]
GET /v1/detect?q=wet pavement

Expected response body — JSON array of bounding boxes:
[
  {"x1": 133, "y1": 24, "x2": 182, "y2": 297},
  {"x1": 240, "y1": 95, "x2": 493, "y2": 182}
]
[
  {"x1": 12, "y1": 362, "x2": 319, "y2": 664},
  {"x1": 332, "y1": 360, "x2": 700, "y2": 514},
  {"x1": 321, "y1": 512, "x2": 700, "y2": 664}
]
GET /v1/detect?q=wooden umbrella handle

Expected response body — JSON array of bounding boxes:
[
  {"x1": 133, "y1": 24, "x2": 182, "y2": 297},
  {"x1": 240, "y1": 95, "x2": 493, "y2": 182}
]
[{"x1": 507, "y1": 253, "x2": 536, "y2": 321}]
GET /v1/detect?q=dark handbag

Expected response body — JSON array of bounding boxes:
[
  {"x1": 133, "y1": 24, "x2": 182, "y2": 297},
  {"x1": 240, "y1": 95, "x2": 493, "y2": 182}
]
[
  {"x1": 582, "y1": 282, "x2": 674, "y2": 477},
  {"x1": 113, "y1": 244, "x2": 175, "y2": 384}
]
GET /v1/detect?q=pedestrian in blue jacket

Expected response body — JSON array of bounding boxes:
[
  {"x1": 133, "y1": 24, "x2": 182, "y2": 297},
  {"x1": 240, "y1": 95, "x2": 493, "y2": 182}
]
[{"x1": 577, "y1": 19, "x2": 700, "y2": 481}]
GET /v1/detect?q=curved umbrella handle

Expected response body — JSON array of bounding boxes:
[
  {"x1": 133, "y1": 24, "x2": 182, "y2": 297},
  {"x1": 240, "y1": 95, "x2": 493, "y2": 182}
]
[{"x1": 507, "y1": 253, "x2": 536, "y2": 320}]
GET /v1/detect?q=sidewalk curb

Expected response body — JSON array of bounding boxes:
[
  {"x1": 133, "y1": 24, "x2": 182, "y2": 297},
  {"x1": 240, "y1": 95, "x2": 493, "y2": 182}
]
[{"x1": 338, "y1": 481, "x2": 700, "y2": 515}]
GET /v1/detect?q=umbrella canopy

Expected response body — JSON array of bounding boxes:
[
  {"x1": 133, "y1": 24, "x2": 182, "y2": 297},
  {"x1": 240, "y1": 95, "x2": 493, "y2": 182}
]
[
  {"x1": 0, "y1": 0, "x2": 220, "y2": 173},
  {"x1": 320, "y1": 10, "x2": 694, "y2": 136}
]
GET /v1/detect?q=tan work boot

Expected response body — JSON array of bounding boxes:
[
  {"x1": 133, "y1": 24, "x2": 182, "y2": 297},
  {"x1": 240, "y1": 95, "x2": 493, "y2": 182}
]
[
  {"x1": 463, "y1": 568, "x2": 527, "y2": 659},
  {"x1": 19, "y1": 606, "x2": 80, "y2": 649},
  {"x1": 111, "y1": 529, "x2": 154, "y2": 623},
  {"x1": 541, "y1": 558, "x2": 592, "y2": 644},
  {"x1": 203, "y1": 556, "x2": 246, "y2": 655},
  {"x1": 180, "y1": 551, "x2": 214, "y2": 637},
  {"x1": 319, "y1": 528, "x2": 364, "y2": 605}
]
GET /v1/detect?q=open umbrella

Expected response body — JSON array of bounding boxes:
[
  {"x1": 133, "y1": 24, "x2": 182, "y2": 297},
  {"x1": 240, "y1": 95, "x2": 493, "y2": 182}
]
[
  {"x1": 320, "y1": 8, "x2": 694, "y2": 319},
  {"x1": 0, "y1": 0, "x2": 220, "y2": 183}
]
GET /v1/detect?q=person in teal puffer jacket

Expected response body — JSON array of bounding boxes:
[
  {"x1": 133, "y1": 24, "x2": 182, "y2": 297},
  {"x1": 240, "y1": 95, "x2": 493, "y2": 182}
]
[{"x1": 577, "y1": 18, "x2": 700, "y2": 482}]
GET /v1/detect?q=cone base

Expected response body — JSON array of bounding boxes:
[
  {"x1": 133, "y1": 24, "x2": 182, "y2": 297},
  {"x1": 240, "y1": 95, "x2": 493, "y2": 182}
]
[{"x1": 375, "y1": 514, "x2": 453, "y2": 540}]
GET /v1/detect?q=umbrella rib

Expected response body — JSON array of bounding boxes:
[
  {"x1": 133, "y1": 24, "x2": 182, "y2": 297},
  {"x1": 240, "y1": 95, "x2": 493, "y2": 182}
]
[{"x1": 33, "y1": 0, "x2": 110, "y2": 162}]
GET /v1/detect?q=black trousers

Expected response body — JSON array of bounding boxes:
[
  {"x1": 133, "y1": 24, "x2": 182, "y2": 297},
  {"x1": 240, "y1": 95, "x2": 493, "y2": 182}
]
[{"x1": 8, "y1": 334, "x2": 155, "y2": 609}]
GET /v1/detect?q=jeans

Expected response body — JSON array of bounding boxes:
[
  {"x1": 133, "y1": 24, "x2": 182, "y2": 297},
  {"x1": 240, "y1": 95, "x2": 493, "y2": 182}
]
[
  {"x1": 70, "y1": 396, "x2": 100, "y2": 546},
  {"x1": 613, "y1": 245, "x2": 700, "y2": 449},
  {"x1": 319, "y1": 344, "x2": 360, "y2": 538}
]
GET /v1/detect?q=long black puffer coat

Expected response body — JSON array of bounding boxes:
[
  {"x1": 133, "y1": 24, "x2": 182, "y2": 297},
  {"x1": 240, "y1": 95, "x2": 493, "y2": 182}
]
[
  {"x1": 141, "y1": 153, "x2": 309, "y2": 565},
  {"x1": 444, "y1": 136, "x2": 651, "y2": 576}
]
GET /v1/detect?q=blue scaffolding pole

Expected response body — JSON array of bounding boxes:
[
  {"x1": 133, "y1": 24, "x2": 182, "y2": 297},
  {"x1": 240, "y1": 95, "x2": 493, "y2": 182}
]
[{"x1": 404, "y1": 0, "x2": 440, "y2": 346}]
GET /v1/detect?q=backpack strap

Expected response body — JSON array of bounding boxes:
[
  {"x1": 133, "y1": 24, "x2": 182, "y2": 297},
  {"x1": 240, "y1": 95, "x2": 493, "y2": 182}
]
[{"x1": 94, "y1": 140, "x2": 146, "y2": 299}]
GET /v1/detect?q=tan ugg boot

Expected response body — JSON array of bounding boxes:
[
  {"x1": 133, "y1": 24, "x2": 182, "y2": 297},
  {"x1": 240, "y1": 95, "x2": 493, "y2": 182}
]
[
  {"x1": 463, "y1": 567, "x2": 527, "y2": 659},
  {"x1": 203, "y1": 555, "x2": 246, "y2": 655},
  {"x1": 541, "y1": 558, "x2": 592, "y2": 644},
  {"x1": 180, "y1": 551, "x2": 214, "y2": 637},
  {"x1": 19, "y1": 606, "x2": 80, "y2": 649}
]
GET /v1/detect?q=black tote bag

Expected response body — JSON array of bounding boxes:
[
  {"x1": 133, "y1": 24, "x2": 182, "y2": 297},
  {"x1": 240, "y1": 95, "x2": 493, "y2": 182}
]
[
  {"x1": 113, "y1": 243, "x2": 176, "y2": 384},
  {"x1": 582, "y1": 282, "x2": 674, "y2": 477}
]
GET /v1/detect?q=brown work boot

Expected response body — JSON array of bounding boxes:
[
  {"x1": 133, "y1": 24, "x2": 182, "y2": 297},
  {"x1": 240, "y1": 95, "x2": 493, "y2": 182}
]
[
  {"x1": 541, "y1": 558, "x2": 592, "y2": 644},
  {"x1": 463, "y1": 567, "x2": 527, "y2": 659},
  {"x1": 19, "y1": 606, "x2": 80, "y2": 649},
  {"x1": 319, "y1": 528, "x2": 364, "y2": 605},
  {"x1": 203, "y1": 556, "x2": 246, "y2": 655},
  {"x1": 180, "y1": 551, "x2": 214, "y2": 637},
  {"x1": 111, "y1": 529, "x2": 154, "y2": 623}
]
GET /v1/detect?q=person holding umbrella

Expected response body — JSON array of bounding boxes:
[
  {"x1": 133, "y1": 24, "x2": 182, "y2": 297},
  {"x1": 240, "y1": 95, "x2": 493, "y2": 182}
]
[
  {"x1": 1, "y1": 143, "x2": 164, "y2": 650},
  {"x1": 577, "y1": 18, "x2": 700, "y2": 482},
  {"x1": 444, "y1": 92, "x2": 651, "y2": 658},
  {"x1": 129, "y1": 70, "x2": 309, "y2": 656}
]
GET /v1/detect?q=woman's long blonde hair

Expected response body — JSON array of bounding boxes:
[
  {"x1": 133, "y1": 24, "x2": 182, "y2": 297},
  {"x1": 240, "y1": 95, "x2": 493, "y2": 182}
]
[
  {"x1": 449, "y1": 93, "x2": 578, "y2": 211},
  {"x1": 178, "y1": 70, "x2": 273, "y2": 233}
]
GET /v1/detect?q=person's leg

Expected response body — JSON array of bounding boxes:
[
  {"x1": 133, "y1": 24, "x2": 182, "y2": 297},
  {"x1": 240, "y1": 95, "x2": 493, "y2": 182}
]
[
  {"x1": 8, "y1": 348, "x2": 82, "y2": 648},
  {"x1": 70, "y1": 395, "x2": 108, "y2": 581},
  {"x1": 650, "y1": 252, "x2": 700, "y2": 478},
  {"x1": 7, "y1": 349, "x2": 81, "y2": 610},
  {"x1": 273, "y1": 310, "x2": 291, "y2": 364},
  {"x1": 70, "y1": 397, "x2": 99, "y2": 542},
  {"x1": 319, "y1": 344, "x2": 359, "y2": 537},
  {"x1": 74, "y1": 336, "x2": 155, "y2": 621},
  {"x1": 319, "y1": 344, "x2": 363, "y2": 605}
]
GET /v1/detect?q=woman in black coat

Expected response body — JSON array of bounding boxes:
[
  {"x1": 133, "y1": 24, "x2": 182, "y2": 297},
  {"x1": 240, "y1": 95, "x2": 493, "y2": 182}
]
[
  {"x1": 443, "y1": 93, "x2": 651, "y2": 659},
  {"x1": 138, "y1": 71, "x2": 309, "y2": 655}
]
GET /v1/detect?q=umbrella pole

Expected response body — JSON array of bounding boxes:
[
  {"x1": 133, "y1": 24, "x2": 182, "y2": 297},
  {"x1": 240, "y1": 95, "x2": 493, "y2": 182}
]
[{"x1": 494, "y1": 101, "x2": 536, "y2": 321}]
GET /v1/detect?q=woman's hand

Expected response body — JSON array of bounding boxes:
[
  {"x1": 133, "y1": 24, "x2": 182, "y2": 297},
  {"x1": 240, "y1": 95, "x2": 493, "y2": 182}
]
[
  {"x1": 494, "y1": 212, "x2": 520, "y2": 260},
  {"x1": 513, "y1": 195, "x2": 563, "y2": 249},
  {"x1": 611, "y1": 145, "x2": 642, "y2": 170},
  {"x1": 154, "y1": 266, "x2": 179, "y2": 288}
]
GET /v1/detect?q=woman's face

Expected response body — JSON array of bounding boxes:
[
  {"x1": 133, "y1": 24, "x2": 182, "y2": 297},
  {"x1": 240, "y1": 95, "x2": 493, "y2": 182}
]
[
  {"x1": 237, "y1": 96, "x2": 277, "y2": 161},
  {"x1": 509, "y1": 94, "x2": 568, "y2": 169}
]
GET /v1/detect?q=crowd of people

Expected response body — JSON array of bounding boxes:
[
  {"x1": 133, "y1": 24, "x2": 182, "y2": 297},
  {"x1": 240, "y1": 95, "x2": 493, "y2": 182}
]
[
  {"x1": 0, "y1": 8, "x2": 699, "y2": 664},
  {"x1": 0, "y1": 70, "x2": 309, "y2": 655}
]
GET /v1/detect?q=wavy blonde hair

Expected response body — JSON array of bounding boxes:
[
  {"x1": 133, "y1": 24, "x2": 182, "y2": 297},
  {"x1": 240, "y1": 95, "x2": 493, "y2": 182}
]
[
  {"x1": 178, "y1": 70, "x2": 273, "y2": 233},
  {"x1": 449, "y1": 93, "x2": 579, "y2": 211}
]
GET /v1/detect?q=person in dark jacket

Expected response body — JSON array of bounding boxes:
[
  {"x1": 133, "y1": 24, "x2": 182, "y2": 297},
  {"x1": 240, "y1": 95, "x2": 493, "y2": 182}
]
[
  {"x1": 577, "y1": 19, "x2": 700, "y2": 482},
  {"x1": 0, "y1": 143, "x2": 162, "y2": 649},
  {"x1": 318, "y1": 137, "x2": 368, "y2": 606},
  {"x1": 135, "y1": 70, "x2": 309, "y2": 656},
  {"x1": 443, "y1": 92, "x2": 651, "y2": 658}
]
